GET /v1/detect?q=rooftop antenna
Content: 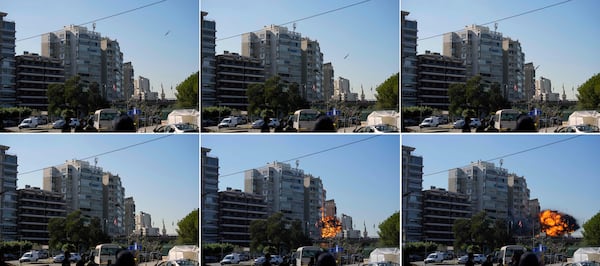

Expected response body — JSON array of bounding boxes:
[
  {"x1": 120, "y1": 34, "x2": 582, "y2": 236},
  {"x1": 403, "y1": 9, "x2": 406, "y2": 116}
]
[
  {"x1": 293, "y1": 22, "x2": 297, "y2": 33},
  {"x1": 494, "y1": 22, "x2": 498, "y2": 33},
  {"x1": 500, "y1": 158, "x2": 504, "y2": 168},
  {"x1": 295, "y1": 160, "x2": 299, "y2": 170},
  {"x1": 93, "y1": 22, "x2": 96, "y2": 32}
]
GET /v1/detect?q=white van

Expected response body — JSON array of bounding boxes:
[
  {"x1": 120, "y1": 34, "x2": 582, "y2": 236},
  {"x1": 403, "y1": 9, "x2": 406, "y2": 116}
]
[
  {"x1": 220, "y1": 253, "x2": 241, "y2": 265},
  {"x1": 419, "y1": 116, "x2": 440, "y2": 128},
  {"x1": 218, "y1": 117, "x2": 239, "y2": 128},
  {"x1": 18, "y1": 117, "x2": 38, "y2": 129},
  {"x1": 19, "y1": 251, "x2": 39, "y2": 262},
  {"x1": 424, "y1": 252, "x2": 444, "y2": 264}
]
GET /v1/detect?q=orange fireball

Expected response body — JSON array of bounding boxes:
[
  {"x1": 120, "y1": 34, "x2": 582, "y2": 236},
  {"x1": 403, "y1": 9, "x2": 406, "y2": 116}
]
[{"x1": 539, "y1": 210, "x2": 579, "y2": 237}]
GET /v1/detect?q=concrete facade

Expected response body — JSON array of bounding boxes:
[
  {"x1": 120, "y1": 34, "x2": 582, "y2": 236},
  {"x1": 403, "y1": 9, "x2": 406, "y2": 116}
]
[
  {"x1": 0, "y1": 12, "x2": 16, "y2": 107},
  {"x1": 301, "y1": 38, "x2": 323, "y2": 102},
  {"x1": 401, "y1": 11, "x2": 418, "y2": 107},
  {"x1": 322, "y1": 63, "x2": 334, "y2": 103},
  {"x1": 101, "y1": 37, "x2": 123, "y2": 102},
  {"x1": 102, "y1": 172, "x2": 125, "y2": 237},
  {"x1": 201, "y1": 11, "x2": 217, "y2": 107},
  {"x1": 201, "y1": 147, "x2": 219, "y2": 243},
  {"x1": 218, "y1": 188, "x2": 267, "y2": 246},
  {"x1": 417, "y1": 51, "x2": 466, "y2": 110},
  {"x1": 16, "y1": 186, "x2": 66, "y2": 244},
  {"x1": 215, "y1": 52, "x2": 264, "y2": 110},
  {"x1": 124, "y1": 197, "x2": 136, "y2": 237},
  {"x1": 422, "y1": 187, "x2": 470, "y2": 246},
  {"x1": 402, "y1": 145, "x2": 423, "y2": 242},
  {"x1": 502, "y1": 38, "x2": 525, "y2": 102},
  {"x1": 15, "y1": 52, "x2": 64, "y2": 110},
  {"x1": 0, "y1": 145, "x2": 18, "y2": 241}
]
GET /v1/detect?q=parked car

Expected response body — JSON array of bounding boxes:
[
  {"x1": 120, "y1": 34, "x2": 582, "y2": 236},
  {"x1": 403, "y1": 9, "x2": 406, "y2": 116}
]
[
  {"x1": 153, "y1": 123, "x2": 199, "y2": 133},
  {"x1": 554, "y1": 124, "x2": 600, "y2": 133},
  {"x1": 254, "y1": 255, "x2": 282, "y2": 266},
  {"x1": 473, "y1": 254, "x2": 486, "y2": 264},
  {"x1": 269, "y1": 118, "x2": 280, "y2": 128},
  {"x1": 53, "y1": 254, "x2": 66, "y2": 263},
  {"x1": 52, "y1": 119, "x2": 66, "y2": 129},
  {"x1": 18, "y1": 117, "x2": 38, "y2": 129},
  {"x1": 69, "y1": 253, "x2": 82, "y2": 262},
  {"x1": 352, "y1": 124, "x2": 399, "y2": 133},
  {"x1": 69, "y1": 118, "x2": 81, "y2": 128},
  {"x1": 453, "y1": 118, "x2": 481, "y2": 129}
]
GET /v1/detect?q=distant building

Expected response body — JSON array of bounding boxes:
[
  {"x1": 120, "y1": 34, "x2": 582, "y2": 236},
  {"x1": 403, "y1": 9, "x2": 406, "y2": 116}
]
[
  {"x1": 324, "y1": 199, "x2": 337, "y2": 218},
  {"x1": 17, "y1": 186, "x2": 66, "y2": 244},
  {"x1": 242, "y1": 25, "x2": 302, "y2": 86},
  {"x1": 201, "y1": 11, "x2": 217, "y2": 107},
  {"x1": 201, "y1": 147, "x2": 219, "y2": 243},
  {"x1": 508, "y1": 174, "x2": 533, "y2": 235},
  {"x1": 135, "y1": 211, "x2": 160, "y2": 236},
  {"x1": 15, "y1": 52, "x2": 64, "y2": 110},
  {"x1": 534, "y1": 77, "x2": 559, "y2": 102},
  {"x1": 0, "y1": 12, "x2": 16, "y2": 107},
  {"x1": 124, "y1": 197, "x2": 136, "y2": 236},
  {"x1": 215, "y1": 52, "x2": 264, "y2": 110},
  {"x1": 323, "y1": 63, "x2": 334, "y2": 102},
  {"x1": 218, "y1": 188, "x2": 267, "y2": 246},
  {"x1": 332, "y1": 77, "x2": 357, "y2": 102},
  {"x1": 401, "y1": 11, "x2": 418, "y2": 107},
  {"x1": 0, "y1": 145, "x2": 18, "y2": 241},
  {"x1": 133, "y1": 76, "x2": 158, "y2": 101},
  {"x1": 416, "y1": 51, "x2": 466, "y2": 110},
  {"x1": 123, "y1": 62, "x2": 134, "y2": 100},
  {"x1": 524, "y1": 63, "x2": 536, "y2": 102},
  {"x1": 448, "y1": 160, "x2": 509, "y2": 220},
  {"x1": 402, "y1": 145, "x2": 423, "y2": 242},
  {"x1": 422, "y1": 187, "x2": 470, "y2": 246}
]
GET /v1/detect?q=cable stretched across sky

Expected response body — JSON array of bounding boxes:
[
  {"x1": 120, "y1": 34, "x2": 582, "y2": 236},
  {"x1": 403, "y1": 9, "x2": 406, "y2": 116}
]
[
  {"x1": 17, "y1": 135, "x2": 173, "y2": 177},
  {"x1": 422, "y1": 135, "x2": 581, "y2": 177},
  {"x1": 217, "y1": 135, "x2": 382, "y2": 178},
  {"x1": 417, "y1": 0, "x2": 575, "y2": 41},
  {"x1": 215, "y1": 0, "x2": 373, "y2": 42},
  {"x1": 16, "y1": 0, "x2": 168, "y2": 42}
]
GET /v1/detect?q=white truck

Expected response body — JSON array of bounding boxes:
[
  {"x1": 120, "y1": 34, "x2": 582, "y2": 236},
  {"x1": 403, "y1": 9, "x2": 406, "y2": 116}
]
[{"x1": 19, "y1": 251, "x2": 40, "y2": 262}]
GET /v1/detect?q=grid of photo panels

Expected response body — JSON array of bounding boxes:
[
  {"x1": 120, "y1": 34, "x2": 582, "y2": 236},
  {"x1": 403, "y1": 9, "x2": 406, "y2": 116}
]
[
  {"x1": 401, "y1": 0, "x2": 600, "y2": 266},
  {"x1": 0, "y1": 0, "x2": 201, "y2": 266},
  {"x1": 201, "y1": 1, "x2": 400, "y2": 266}
]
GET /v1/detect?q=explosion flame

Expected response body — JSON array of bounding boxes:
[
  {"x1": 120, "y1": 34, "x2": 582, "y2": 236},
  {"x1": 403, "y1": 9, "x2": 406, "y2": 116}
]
[
  {"x1": 320, "y1": 215, "x2": 342, "y2": 238},
  {"x1": 539, "y1": 209, "x2": 580, "y2": 237}
]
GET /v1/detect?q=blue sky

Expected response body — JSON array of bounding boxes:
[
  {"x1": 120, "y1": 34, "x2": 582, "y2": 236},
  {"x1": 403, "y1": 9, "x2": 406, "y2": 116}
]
[
  {"x1": 201, "y1": 134, "x2": 400, "y2": 237},
  {"x1": 401, "y1": 0, "x2": 600, "y2": 100},
  {"x1": 1, "y1": 134, "x2": 199, "y2": 235},
  {"x1": 2, "y1": 0, "x2": 199, "y2": 99},
  {"x1": 201, "y1": 0, "x2": 399, "y2": 101},
  {"x1": 402, "y1": 134, "x2": 600, "y2": 237}
]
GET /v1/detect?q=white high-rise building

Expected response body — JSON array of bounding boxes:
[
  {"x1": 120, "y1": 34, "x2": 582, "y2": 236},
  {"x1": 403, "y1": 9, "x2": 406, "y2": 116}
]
[
  {"x1": 448, "y1": 160, "x2": 509, "y2": 220},
  {"x1": 242, "y1": 25, "x2": 302, "y2": 86},
  {"x1": 43, "y1": 160, "x2": 104, "y2": 220},
  {"x1": 444, "y1": 25, "x2": 504, "y2": 87},
  {"x1": 135, "y1": 211, "x2": 160, "y2": 236},
  {"x1": 42, "y1": 25, "x2": 102, "y2": 88},
  {"x1": 301, "y1": 38, "x2": 323, "y2": 102},
  {"x1": 101, "y1": 37, "x2": 123, "y2": 102},
  {"x1": 133, "y1": 76, "x2": 158, "y2": 101},
  {"x1": 502, "y1": 37, "x2": 525, "y2": 102},
  {"x1": 332, "y1": 77, "x2": 357, "y2": 102}
]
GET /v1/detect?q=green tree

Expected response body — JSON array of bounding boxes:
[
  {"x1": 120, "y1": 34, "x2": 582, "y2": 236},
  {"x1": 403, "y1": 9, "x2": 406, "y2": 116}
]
[
  {"x1": 247, "y1": 76, "x2": 306, "y2": 118},
  {"x1": 48, "y1": 210, "x2": 109, "y2": 252},
  {"x1": 583, "y1": 211, "x2": 600, "y2": 245},
  {"x1": 375, "y1": 73, "x2": 399, "y2": 110},
  {"x1": 453, "y1": 218, "x2": 472, "y2": 249},
  {"x1": 449, "y1": 76, "x2": 508, "y2": 118},
  {"x1": 378, "y1": 212, "x2": 399, "y2": 246},
  {"x1": 176, "y1": 72, "x2": 199, "y2": 109},
  {"x1": 577, "y1": 73, "x2": 600, "y2": 109},
  {"x1": 249, "y1": 212, "x2": 311, "y2": 254},
  {"x1": 177, "y1": 209, "x2": 199, "y2": 244}
]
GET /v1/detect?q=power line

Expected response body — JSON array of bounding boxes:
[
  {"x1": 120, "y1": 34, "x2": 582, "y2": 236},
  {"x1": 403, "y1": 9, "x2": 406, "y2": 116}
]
[
  {"x1": 216, "y1": 0, "x2": 373, "y2": 42},
  {"x1": 422, "y1": 135, "x2": 581, "y2": 177},
  {"x1": 16, "y1": 0, "x2": 168, "y2": 42},
  {"x1": 17, "y1": 135, "x2": 173, "y2": 177},
  {"x1": 218, "y1": 135, "x2": 382, "y2": 178},
  {"x1": 417, "y1": 0, "x2": 574, "y2": 42}
]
